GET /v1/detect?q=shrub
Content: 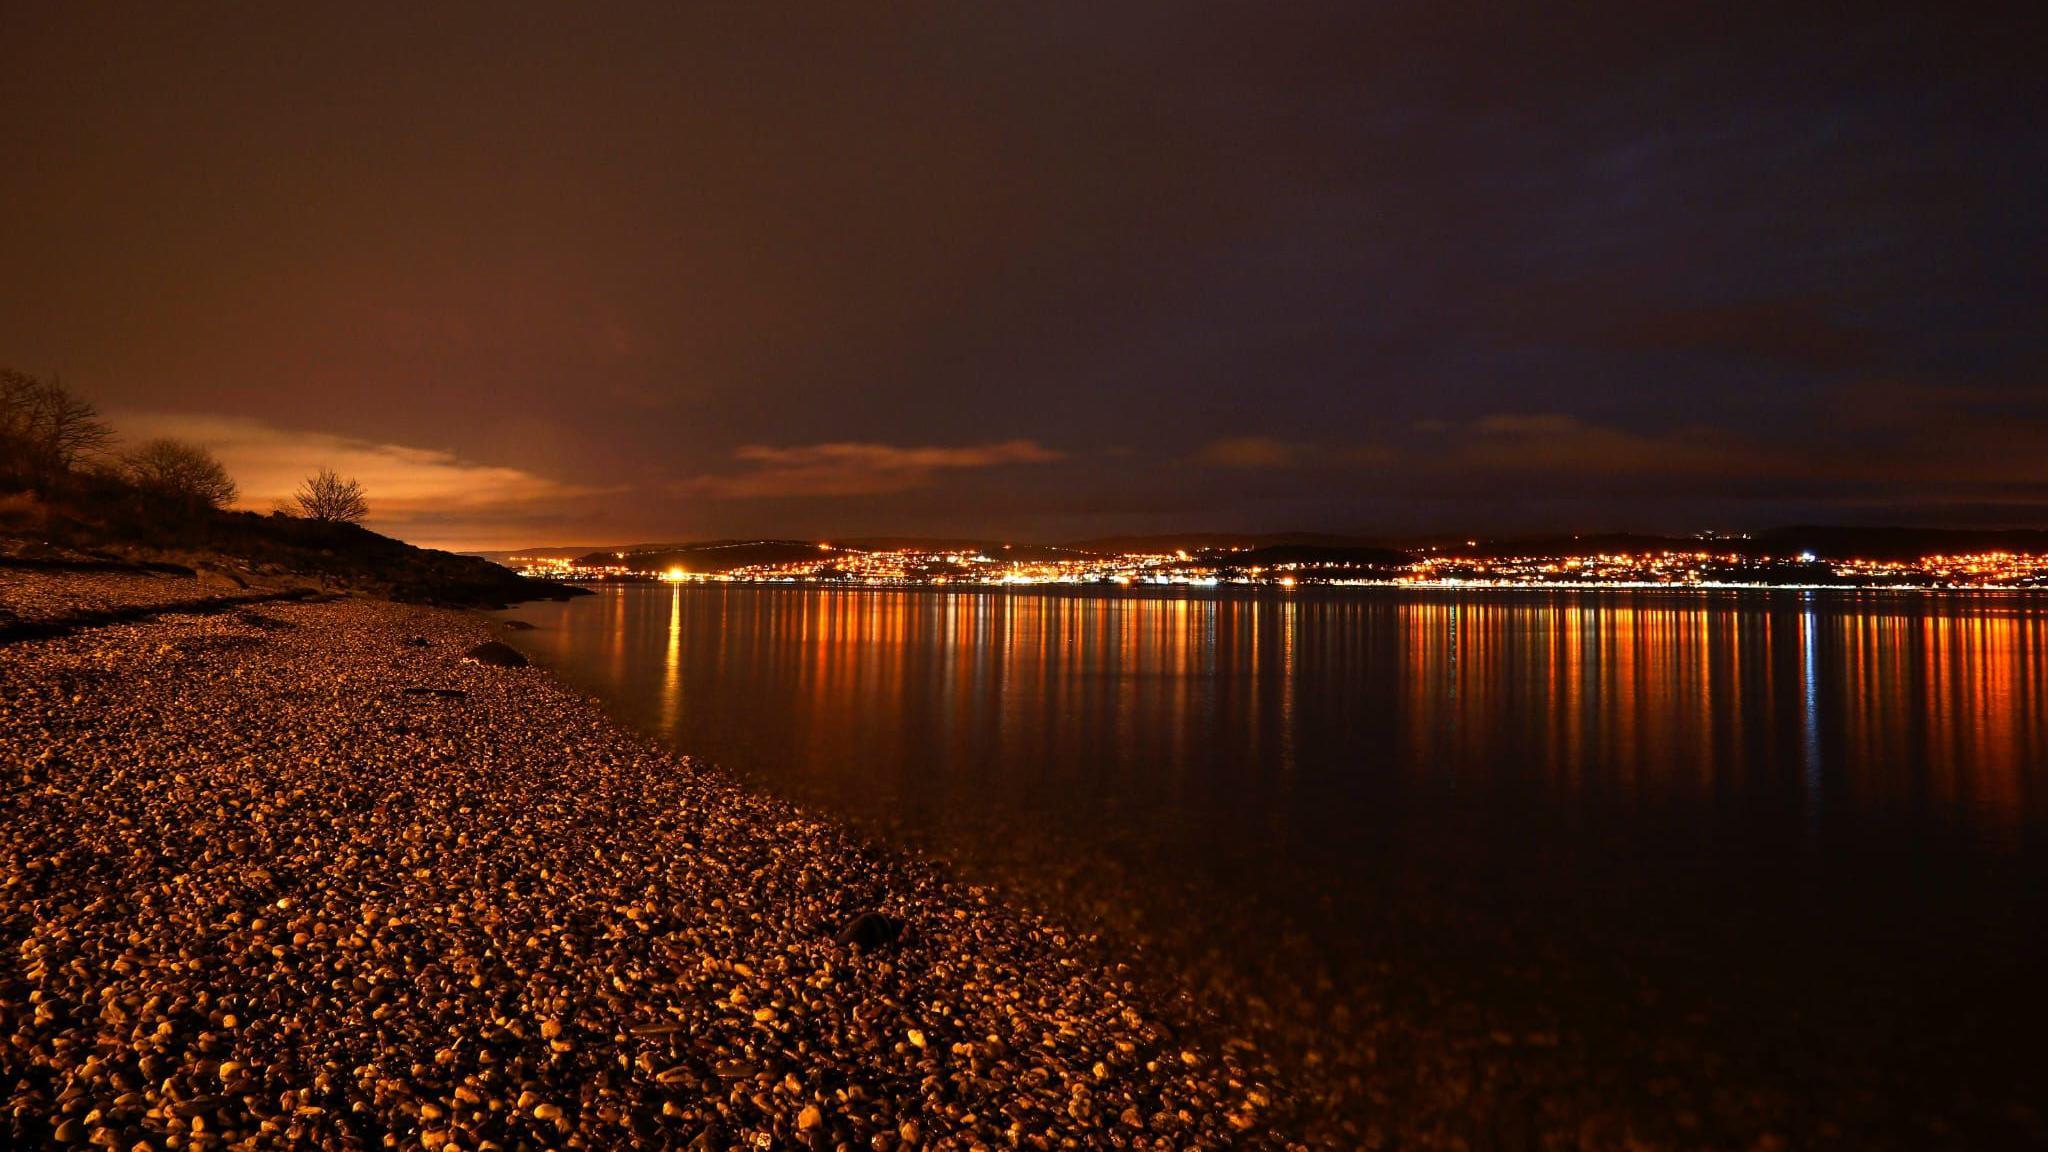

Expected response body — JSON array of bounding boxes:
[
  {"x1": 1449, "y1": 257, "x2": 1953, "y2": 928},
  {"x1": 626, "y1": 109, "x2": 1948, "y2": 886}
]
[
  {"x1": 293, "y1": 468, "x2": 368, "y2": 523},
  {"x1": 123, "y1": 438, "x2": 239, "y2": 509}
]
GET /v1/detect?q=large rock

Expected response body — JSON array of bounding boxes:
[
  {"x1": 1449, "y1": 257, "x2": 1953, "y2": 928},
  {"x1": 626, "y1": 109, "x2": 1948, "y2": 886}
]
[
  {"x1": 833, "y1": 910, "x2": 903, "y2": 950},
  {"x1": 464, "y1": 640, "x2": 529, "y2": 667}
]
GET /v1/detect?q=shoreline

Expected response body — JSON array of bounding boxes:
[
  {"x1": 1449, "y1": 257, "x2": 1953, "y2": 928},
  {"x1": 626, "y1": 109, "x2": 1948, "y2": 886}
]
[
  {"x1": 1, "y1": 577, "x2": 1295, "y2": 1149},
  {"x1": 493, "y1": 581, "x2": 2048, "y2": 1152}
]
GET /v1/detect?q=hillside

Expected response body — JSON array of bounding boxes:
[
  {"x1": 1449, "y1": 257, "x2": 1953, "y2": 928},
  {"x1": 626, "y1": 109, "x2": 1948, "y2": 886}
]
[
  {"x1": 576, "y1": 539, "x2": 828, "y2": 574},
  {"x1": 1, "y1": 483, "x2": 582, "y2": 608},
  {"x1": 1063, "y1": 532, "x2": 1401, "y2": 555}
]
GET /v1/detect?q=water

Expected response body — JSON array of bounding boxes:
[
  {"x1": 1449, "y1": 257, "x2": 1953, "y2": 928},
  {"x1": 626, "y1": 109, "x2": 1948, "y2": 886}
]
[{"x1": 499, "y1": 584, "x2": 2048, "y2": 1144}]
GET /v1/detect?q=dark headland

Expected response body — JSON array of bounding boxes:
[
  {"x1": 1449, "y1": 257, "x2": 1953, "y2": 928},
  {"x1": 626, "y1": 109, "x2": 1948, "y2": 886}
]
[{"x1": 2, "y1": 479, "x2": 586, "y2": 628}]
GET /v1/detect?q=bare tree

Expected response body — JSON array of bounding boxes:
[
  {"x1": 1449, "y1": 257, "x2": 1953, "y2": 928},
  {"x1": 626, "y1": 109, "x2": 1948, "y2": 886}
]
[
  {"x1": 0, "y1": 373, "x2": 33, "y2": 484},
  {"x1": 41, "y1": 377, "x2": 114, "y2": 468},
  {"x1": 1, "y1": 369, "x2": 114, "y2": 485},
  {"x1": 293, "y1": 467, "x2": 369, "y2": 523},
  {"x1": 124, "y1": 438, "x2": 239, "y2": 509}
]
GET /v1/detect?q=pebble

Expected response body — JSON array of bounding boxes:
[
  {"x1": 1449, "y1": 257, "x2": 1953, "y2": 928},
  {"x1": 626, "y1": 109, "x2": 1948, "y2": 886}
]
[{"x1": 0, "y1": 583, "x2": 1293, "y2": 1150}]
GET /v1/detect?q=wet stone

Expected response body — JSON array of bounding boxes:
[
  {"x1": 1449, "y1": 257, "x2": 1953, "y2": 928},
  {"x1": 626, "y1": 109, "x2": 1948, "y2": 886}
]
[
  {"x1": 462, "y1": 639, "x2": 528, "y2": 667},
  {"x1": 400, "y1": 686, "x2": 468, "y2": 700},
  {"x1": 834, "y1": 910, "x2": 902, "y2": 950}
]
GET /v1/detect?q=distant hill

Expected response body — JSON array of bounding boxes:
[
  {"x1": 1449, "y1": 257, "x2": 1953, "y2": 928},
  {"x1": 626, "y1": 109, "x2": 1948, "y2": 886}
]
[
  {"x1": 1753, "y1": 526, "x2": 2048, "y2": 560},
  {"x1": 838, "y1": 537, "x2": 1093, "y2": 562},
  {"x1": 467, "y1": 545, "x2": 621, "y2": 564},
  {"x1": 576, "y1": 537, "x2": 1092, "y2": 572},
  {"x1": 1436, "y1": 532, "x2": 1705, "y2": 558},
  {"x1": 1209, "y1": 543, "x2": 1413, "y2": 571},
  {"x1": 1063, "y1": 532, "x2": 1396, "y2": 555},
  {"x1": 579, "y1": 539, "x2": 829, "y2": 573},
  {"x1": 1434, "y1": 527, "x2": 2048, "y2": 561}
]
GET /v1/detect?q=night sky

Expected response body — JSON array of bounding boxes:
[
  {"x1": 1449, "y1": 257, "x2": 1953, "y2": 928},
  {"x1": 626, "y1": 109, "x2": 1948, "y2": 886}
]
[{"x1": 3, "y1": 3, "x2": 2042, "y2": 549}]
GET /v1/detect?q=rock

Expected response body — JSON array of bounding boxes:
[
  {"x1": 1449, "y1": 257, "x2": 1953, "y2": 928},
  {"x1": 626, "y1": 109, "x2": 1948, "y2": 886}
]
[
  {"x1": 205, "y1": 565, "x2": 252, "y2": 589},
  {"x1": 403, "y1": 635, "x2": 431, "y2": 648},
  {"x1": 401, "y1": 686, "x2": 468, "y2": 700},
  {"x1": 833, "y1": 910, "x2": 902, "y2": 950},
  {"x1": 463, "y1": 640, "x2": 528, "y2": 667},
  {"x1": 501, "y1": 619, "x2": 537, "y2": 631}
]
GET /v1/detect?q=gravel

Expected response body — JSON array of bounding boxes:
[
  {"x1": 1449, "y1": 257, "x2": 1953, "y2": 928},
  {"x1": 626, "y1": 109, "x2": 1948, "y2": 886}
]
[
  {"x1": 1, "y1": 588, "x2": 1297, "y2": 1150},
  {"x1": 0, "y1": 565, "x2": 243, "y2": 628}
]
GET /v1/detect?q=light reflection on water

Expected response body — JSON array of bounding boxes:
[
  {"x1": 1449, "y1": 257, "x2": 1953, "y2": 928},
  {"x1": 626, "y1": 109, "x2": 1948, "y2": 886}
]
[{"x1": 502, "y1": 584, "x2": 2048, "y2": 1139}]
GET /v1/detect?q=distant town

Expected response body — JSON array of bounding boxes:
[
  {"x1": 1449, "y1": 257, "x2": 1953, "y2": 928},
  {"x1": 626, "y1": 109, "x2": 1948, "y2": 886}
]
[{"x1": 501, "y1": 532, "x2": 2048, "y2": 591}]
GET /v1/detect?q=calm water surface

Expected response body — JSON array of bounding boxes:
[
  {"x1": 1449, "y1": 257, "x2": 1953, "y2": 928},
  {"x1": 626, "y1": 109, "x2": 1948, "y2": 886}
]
[{"x1": 500, "y1": 585, "x2": 2048, "y2": 1144}]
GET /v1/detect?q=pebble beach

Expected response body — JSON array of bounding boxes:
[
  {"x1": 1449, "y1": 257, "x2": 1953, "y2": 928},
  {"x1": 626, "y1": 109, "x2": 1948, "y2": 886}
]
[{"x1": 1, "y1": 572, "x2": 1294, "y2": 1150}]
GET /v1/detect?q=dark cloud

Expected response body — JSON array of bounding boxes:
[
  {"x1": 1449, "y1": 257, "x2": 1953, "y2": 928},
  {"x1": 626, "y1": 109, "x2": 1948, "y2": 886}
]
[
  {"x1": 0, "y1": 2, "x2": 2040, "y2": 543},
  {"x1": 684, "y1": 440, "x2": 1063, "y2": 500},
  {"x1": 1196, "y1": 438, "x2": 1308, "y2": 470},
  {"x1": 1530, "y1": 300, "x2": 1879, "y2": 373},
  {"x1": 1446, "y1": 414, "x2": 1775, "y2": 478}
]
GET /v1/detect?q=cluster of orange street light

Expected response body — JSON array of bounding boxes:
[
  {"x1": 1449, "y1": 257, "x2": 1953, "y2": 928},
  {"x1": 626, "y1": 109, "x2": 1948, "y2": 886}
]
[{"x1": 510, "y1": 546, "x2": 2048, "y2": 590}]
